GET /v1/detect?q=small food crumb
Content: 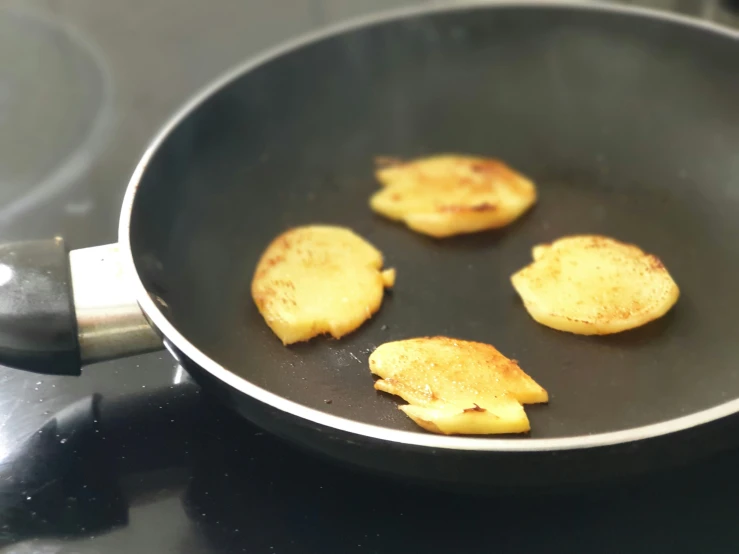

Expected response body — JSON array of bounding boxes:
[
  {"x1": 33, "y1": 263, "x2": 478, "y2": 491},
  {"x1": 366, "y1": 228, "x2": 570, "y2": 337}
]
[{"x1": 324, "y1": 399, "x2": 333, "y2": 404}]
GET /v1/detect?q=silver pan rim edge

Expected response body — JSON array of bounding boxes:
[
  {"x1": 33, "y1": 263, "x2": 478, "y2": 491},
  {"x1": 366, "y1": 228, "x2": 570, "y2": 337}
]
[{"x1": 118, "y1": 0, "x2": 739, "y2": 453}]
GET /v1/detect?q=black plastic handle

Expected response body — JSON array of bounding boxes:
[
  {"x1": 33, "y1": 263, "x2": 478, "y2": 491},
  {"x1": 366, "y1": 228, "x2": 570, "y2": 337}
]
[{"x1": 0, "y1": 238, "x2": 81, "y2": 375}]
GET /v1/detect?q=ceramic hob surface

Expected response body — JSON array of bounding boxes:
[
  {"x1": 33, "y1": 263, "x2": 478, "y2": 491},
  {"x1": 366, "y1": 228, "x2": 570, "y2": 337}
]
[{"x1": 1, "y1": 1, "x2": 738, "y2": 553}]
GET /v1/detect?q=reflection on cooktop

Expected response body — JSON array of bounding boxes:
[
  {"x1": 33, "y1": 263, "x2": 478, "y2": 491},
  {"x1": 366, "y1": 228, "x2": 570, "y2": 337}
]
[
  {"x1": 3, "y1": 371, "x2": 739, "y2": 553},
  {"x1": 0, "y1": 8, "x2": 112, "y2": 227}
]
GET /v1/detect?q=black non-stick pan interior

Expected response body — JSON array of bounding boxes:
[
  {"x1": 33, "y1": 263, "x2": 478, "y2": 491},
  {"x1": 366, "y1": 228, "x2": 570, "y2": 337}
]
[{"x1": 130, "y1": 5, "x2": 739, "y2": 439}]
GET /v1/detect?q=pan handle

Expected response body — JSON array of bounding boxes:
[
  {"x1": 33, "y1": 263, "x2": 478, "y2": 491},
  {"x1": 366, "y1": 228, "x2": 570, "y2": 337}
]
[{"x1": 0, "y1": 239, "x2": 162, "y2": 375}]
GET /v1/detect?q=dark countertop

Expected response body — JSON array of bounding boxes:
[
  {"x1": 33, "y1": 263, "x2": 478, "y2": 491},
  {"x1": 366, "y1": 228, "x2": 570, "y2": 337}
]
[{"x1": 1, "y1": 1, "x2": 739, "y2": 552}]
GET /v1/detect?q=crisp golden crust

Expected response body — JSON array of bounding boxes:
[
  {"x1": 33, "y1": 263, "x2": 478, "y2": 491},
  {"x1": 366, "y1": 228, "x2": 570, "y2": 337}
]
[
  {"x1": 511, "y1": 235, "x2": 680, "y2": 335},
  {"x1": 369, "y1": 337, "x2": 548, "y2": 435},
  {"x1": 251, "y1": 225, "x2": 394, "y2": 345},
  {"x1": 369, "y1": 155, "x2": 537, "y2": 238}
]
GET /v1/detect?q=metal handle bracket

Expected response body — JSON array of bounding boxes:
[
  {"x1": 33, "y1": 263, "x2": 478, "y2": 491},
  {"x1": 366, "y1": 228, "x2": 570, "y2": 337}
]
[{"x1": 70, "y1": 243, "x2": 162, "y2": 365}]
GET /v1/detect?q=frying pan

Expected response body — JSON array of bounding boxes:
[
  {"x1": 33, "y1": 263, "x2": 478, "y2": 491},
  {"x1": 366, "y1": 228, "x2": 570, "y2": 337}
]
[{"x1": 1, "y1": 1, "x2": 738, "y2": 490}]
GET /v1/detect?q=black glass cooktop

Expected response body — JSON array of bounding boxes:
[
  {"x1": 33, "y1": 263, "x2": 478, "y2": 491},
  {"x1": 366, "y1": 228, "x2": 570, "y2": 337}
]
[{"x1": 1, "y1": 1, "x2": 739, "y2": 552}]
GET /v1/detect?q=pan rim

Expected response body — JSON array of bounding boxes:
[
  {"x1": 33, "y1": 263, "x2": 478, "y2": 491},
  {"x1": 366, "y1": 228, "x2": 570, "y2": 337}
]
[{"x1": 119, "y1": 0, "x2": 739, "y2": 453}]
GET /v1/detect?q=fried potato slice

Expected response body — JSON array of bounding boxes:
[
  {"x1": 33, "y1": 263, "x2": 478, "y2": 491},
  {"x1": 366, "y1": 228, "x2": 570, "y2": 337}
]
[
  {"x1": 511, "y1": 235, "x2": 679, "y2": 335},
  {"x1": 252, "y1": 225, "x2": 394, "y2": 345},
  {"x1": 369, "y1": 337, "x2": 548, "y2": 435},
  {"x1": 370, "y1": 155, "x2": 536, "y2": 238}
]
